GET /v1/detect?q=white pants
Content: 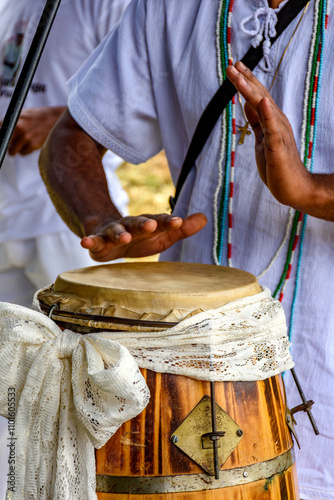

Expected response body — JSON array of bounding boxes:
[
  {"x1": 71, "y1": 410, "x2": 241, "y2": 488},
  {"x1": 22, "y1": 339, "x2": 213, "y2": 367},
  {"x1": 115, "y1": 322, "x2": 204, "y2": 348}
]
[{"x1": 0, "y1": 229, "x2": 109, "y2": 499}]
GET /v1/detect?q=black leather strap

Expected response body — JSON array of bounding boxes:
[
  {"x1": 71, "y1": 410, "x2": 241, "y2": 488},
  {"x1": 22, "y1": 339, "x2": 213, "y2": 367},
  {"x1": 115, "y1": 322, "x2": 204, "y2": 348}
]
[{"x1": 170, "y1": 0, "x2": 310, "y2": 210}]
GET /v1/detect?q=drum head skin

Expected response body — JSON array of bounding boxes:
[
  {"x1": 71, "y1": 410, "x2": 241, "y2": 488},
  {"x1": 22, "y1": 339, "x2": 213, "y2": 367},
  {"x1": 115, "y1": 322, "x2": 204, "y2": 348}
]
[{"x1": 38, "y1": 262, "x2": 261, "y2": 325}]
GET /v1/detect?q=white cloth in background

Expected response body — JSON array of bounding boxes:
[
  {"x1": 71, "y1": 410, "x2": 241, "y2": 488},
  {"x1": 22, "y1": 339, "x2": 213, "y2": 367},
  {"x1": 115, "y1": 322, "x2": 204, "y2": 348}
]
[
  {"x1": 0, "y1": 288, "x2": 291, "y2": 499},
  {"x1": 67, "y1": 0, "x2": 334, "y2": 497},
  {"x1": 0, "y1": 232, "x2": 114, "y2": 308}
]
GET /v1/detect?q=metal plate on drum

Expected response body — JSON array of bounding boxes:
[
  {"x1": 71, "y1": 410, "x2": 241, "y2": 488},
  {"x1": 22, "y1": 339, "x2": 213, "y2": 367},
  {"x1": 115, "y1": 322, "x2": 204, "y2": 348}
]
[{"x1": 170, "y1": 396, "x2": 243, "y2": 476}]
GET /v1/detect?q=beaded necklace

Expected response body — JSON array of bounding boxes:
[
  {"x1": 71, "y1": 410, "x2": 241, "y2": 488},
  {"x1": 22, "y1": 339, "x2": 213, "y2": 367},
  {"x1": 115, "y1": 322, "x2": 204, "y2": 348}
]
[
  {"x1": 214, "y1": 0, "x2": 329, "y2": 338},
  {"x1": 214, "y1": 0, "x2": 236, "y2": 267}
]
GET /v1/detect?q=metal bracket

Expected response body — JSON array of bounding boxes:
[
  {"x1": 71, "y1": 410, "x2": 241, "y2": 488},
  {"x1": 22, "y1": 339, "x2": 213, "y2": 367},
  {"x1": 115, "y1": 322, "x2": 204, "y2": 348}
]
[
  {"x1": 290, "y1": 400, "x2": 314, "y2": 416},
  {"x1": 290, "y1": 368, "x2": 319, "y2": 435},
  {"x1": 285, "y1": 407, "x2": 300, "y2": 449},
  {"x1": 201, "y1": 431, "x2": 226, "y2": 450},
  {"x1": 285, "y1": 400, "x2": 314, "y2": 449},
  {"x1": 286, "y1": 399, "x2": 315, "y2": 449}
]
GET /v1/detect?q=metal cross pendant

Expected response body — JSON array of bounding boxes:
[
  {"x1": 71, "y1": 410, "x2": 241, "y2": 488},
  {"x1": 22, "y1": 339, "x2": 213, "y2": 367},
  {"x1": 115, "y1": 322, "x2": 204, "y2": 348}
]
[{"x1": 238, "y1": 122, "x2": 251, "y2": 145}]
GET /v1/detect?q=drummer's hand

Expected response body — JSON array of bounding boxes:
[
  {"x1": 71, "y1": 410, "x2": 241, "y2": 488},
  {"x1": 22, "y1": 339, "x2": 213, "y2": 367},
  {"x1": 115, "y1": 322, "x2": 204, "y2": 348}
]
[
  {"x1": 7, "y1": 106, "x2": 65, "y2": 156},
  {"x1": 226, "y1": 62, "x2": 312, "y2": 210},
  {"x1": 80, "y1": 212, "x2": 207, "y2": 261}
]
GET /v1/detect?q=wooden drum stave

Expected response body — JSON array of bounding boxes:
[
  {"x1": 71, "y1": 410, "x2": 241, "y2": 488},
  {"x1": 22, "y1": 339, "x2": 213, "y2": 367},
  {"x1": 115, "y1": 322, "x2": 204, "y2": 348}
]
[{"x1": 37, "y1": 262, "x2": 299, "y2": 499}]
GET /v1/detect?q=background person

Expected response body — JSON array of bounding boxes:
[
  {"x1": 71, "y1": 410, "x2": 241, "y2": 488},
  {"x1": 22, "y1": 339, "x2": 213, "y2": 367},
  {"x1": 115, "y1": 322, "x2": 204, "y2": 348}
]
[
  {"x1": 0, "y1": 0, "x2": 130, "y2": 497},
  {"x1": 0, "y1": 0, "x2": 130, "y2": 309}
]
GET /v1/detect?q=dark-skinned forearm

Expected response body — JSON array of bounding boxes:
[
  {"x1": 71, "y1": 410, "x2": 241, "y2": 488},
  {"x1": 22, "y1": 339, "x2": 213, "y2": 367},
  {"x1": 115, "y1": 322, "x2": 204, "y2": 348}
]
[
  {"x1": 295, "y1": 171, "x2": 334, "y2": 222},
  {"x1": 39, "y1": 109, "x2": 122, "y2": 237}
]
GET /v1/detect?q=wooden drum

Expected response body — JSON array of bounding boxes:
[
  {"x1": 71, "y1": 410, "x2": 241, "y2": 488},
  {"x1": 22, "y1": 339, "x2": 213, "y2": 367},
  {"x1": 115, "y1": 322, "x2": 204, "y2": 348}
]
[{"x1": 37, "y1": 262, "x2": 299, "y2": 499}]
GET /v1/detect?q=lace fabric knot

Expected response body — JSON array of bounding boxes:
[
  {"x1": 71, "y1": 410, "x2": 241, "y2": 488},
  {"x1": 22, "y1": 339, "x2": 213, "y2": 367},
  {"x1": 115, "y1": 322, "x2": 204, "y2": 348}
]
[
  {"x1": 240, "y1": 1, "x2": 285, "y2": 71},
  {"x1": 52, "y1": 328, "x2": 80, "y2": 358}
]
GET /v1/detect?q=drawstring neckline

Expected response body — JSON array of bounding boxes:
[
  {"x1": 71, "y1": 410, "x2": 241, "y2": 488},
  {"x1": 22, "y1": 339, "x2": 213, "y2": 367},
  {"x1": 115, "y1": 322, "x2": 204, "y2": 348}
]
[{"x1": 240, "y1": 0, "x2": 288, "y2": 71}]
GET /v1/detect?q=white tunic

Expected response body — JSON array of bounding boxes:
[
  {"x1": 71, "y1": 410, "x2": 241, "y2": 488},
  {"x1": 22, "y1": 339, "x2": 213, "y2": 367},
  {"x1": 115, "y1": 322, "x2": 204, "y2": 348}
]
[{"x1": 68, "y1": 0, "x2": 334, "y2": 497}]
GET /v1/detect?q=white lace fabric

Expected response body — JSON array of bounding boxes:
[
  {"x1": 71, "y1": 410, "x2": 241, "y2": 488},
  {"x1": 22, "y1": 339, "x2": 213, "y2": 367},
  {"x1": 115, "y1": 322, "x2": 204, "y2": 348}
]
[
  {"x1": 88, "y1": 287, "x2": 294, "y2": 381},
  {"x1": 0, "y1": 304, "x2": 150, "y2": 500},
  {"x1": 0, "y1": 287, "x2": 293, "y2": 499}
]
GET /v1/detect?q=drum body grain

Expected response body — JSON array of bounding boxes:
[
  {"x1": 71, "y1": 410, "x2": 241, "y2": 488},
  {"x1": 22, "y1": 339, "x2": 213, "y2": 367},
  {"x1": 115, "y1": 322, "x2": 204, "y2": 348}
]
[
  {"x1": 37, "y1": 262, "x2": 299, "y2": 499},
  {"x1": 95, "y1": 371, "x2": 298, "y2": 499}
]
